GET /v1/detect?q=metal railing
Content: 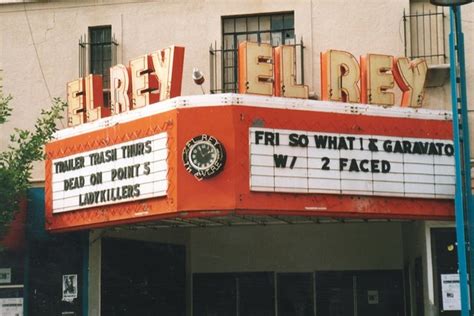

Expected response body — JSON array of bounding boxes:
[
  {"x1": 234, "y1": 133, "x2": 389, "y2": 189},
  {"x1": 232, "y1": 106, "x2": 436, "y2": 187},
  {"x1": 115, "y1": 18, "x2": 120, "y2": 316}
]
[
  {"x1": 403, "y1": 5, "x2": 447, "y2": 64},
  {"x1": 78, "y1": 34, "x2": 118, "y2": 79},
  {"x1": 209, "y1": 38, "x2": 305, "y2": 94},
  {"x1": 78, "y1": 34, "x2": 118, "y2": 107}
]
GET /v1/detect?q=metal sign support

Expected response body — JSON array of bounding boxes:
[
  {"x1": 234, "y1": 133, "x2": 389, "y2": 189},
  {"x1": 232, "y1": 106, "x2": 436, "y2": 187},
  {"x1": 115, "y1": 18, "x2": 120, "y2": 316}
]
[{"x1": 448, "y1": 4, "x2": 473, "y2": 314}]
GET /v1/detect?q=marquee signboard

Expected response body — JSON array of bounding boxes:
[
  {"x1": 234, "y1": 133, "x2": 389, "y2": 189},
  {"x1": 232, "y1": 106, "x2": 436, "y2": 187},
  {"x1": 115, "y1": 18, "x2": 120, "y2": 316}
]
[
  {"x1": 51, "y1": 133, "x2": 168, "y2": 213},
  {"x1": 45, "y1": 94, "x2": 455, "y2": 232},
  {"x1": 250, "y1": 128, "x2": 455, "y2": 198}
]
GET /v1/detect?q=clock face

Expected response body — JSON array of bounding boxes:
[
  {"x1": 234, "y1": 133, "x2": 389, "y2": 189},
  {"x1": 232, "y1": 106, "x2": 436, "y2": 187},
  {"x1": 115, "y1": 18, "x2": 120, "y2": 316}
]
[
  {"x1": 182, "y1": 135, "x2": 226, "y2": 180},
  {"x1": 188, "y1": 141, "x2": 218, "y2": 170}
]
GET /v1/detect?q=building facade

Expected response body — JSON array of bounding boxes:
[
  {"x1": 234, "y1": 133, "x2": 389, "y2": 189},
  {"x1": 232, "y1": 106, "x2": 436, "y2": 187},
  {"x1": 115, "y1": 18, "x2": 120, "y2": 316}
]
[{"x1": 0, "y1": 0, "x2": 473, "y2": 315}]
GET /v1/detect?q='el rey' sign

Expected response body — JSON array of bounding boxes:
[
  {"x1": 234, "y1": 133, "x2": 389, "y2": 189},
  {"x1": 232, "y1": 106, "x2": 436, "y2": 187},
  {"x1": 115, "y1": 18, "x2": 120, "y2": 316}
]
[
  {"x1": 250, "y1": 128, "x2": 455, "y2": 198},
  {"x1": 67, "y1": 46, "x2": 185, "y2": 127},
  {"x1": 67, "y1": 43, "x2": 427, "y2": 131},
  {"x1": 52, "y1": 133, "x2": 168, "y2": 213},
  {"x1": 238, "y1": 42, "x2": 427, "y2": 107}
]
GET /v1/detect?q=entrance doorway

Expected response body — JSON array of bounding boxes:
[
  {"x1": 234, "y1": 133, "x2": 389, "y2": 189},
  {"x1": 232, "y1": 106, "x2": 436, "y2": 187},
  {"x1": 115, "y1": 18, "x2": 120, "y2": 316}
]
[
  {"x1": 316, "y1": 270, "x2": 405, "y2": 316},
  {"x1": 431, "y1": 228, "x2": 458, "y2": 315},
  {"x1": 193, "y1": 270, "x2": 404, "y2": 316},
  {"x1": 193, "y1": 272, "x2": 275, "y2": 316},
  {"x1": 193, "y1": 272, "x2": 315, "y2": 316}
]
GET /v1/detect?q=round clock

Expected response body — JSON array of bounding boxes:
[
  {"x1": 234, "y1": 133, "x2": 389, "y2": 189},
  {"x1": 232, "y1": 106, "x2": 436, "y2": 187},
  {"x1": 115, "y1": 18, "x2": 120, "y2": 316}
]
[{"x1": 182, "y1": 135, "x2": 226, "y2": 180}]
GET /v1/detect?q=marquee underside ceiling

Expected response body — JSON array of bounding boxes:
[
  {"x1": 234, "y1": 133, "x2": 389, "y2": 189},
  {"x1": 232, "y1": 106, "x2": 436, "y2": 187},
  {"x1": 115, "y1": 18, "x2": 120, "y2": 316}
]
[{"x1": 114, "y1": 214, "x2": 414, "y2": 230}]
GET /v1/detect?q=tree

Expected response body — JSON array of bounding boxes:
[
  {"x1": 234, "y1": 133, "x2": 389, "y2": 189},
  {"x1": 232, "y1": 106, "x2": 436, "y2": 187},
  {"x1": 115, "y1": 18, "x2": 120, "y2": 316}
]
[{"x1": 0, "y1": 95, "x2": 66, "y2": 240}]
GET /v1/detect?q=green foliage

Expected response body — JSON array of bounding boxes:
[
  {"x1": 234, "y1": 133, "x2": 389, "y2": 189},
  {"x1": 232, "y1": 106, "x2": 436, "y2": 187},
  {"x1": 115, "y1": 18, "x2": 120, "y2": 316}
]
[
  {"x1": 0, "y1": 95, "x2": 13, "y2": 124},
  {"x1": 0, "y1": 95, "x2": 67, "y2": 239}
]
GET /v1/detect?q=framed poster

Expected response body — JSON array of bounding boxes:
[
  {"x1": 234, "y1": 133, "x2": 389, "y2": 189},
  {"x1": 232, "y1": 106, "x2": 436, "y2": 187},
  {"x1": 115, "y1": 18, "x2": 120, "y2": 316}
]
[
  {"x1": 441, "y1": 274, "x2": 460, "y2": 311},
  {"x1": 62, "y1": 275, "x2": 78, "y2": 302},
  {"x1": 0, "y1": 268, "x2": 11, "y2": 284},
  {"x1": 0, "y1": 297, "x2": 23, "y2": 316}
]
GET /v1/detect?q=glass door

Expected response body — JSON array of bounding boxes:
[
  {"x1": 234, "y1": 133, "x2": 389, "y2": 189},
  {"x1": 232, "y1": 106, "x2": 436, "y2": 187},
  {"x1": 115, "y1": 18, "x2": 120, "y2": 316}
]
[
  {"x1": 193, "y1": 272, "x2": 274, "y2": 316},
  {"x1": 316, "y1": 270, "x2": 405, "y2": 316}
]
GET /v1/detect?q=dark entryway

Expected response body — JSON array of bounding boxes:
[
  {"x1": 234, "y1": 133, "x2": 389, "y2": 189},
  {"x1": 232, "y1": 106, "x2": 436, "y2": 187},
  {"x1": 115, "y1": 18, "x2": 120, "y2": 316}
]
[
  {"x1": 193, "y1": 270, "x2": 404, "y2": 316},
  {"x1": 28, "y1": 232, "x2": 85, "y2": 316},
  {"x1": 431, "y1": 228, "x2": 458, "y2": 315},
  {"x1": 193, "y1": 272, "x2": 275, "y2": 316},
  {"x1": 193, "y1": 272, "x2": 317, "y2": 316},
  {"x1": 101, "y1": 238, "x2": 185, "y2": 316}
]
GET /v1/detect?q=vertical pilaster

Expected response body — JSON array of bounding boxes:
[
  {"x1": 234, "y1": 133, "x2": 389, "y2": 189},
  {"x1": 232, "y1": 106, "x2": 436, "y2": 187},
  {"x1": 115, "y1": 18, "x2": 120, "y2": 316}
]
[{"x1": 88, "y1": 230, "x2": 102, "y2": 316}]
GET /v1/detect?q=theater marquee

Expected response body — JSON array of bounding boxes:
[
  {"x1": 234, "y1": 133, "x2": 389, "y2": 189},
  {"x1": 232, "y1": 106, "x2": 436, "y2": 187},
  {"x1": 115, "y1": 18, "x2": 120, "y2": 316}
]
[
  {"x1": 45, "y1": 94, "x2": 455, "y2": 231},
  {"x1": 46, "y1": 42, "x2": 454, "y2": 232}
]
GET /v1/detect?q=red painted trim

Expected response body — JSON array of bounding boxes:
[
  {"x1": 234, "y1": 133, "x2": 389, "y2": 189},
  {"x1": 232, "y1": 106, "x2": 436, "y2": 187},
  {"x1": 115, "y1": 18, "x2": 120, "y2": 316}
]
[{"x1": 0, "y1": 198, "x2": 27, "y2": 251}]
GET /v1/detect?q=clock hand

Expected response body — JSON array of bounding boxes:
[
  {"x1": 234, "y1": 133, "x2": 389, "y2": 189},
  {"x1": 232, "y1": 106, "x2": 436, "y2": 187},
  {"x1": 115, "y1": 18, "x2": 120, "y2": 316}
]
[
  {"x1": 203, "y1": 151, "x2": 214, "y2": 161},
  {"x1": 197, "y1": 146, "x2": 205, "y2": 158}
]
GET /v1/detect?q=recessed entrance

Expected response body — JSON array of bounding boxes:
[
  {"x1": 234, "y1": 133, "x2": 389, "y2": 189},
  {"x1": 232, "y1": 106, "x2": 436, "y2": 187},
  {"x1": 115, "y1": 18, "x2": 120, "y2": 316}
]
[{"x1": 95, "y1": 220, "x2": 425, "y2": 315}]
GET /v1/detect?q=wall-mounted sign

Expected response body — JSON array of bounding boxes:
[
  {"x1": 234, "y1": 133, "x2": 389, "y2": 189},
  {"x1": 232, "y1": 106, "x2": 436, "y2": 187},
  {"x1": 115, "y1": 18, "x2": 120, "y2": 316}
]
[
  {"x1": 0, "y1": 268, "x2": 11, "y2": 284},
  {"x1": 67, "y1": 46, "x2": 185, "y2": 127},
  {"x1": 367, "y1": 290, "x2": 379, "y2": 304},
  {"x1": 52, "y1": 132, "x2": 168, "y2": 213},
  {"x1": 441, "y1": 274, "x2": 461, "y2": 311},
  {"x1": 249, "y1": 127, "x2": 454, "y2": 198},
  {"x1": 0, "y1": 298, "x2": 23, "y2": 316},
  {"x1": 182, "y1": 135, "x2": 226, "y2": 180}
]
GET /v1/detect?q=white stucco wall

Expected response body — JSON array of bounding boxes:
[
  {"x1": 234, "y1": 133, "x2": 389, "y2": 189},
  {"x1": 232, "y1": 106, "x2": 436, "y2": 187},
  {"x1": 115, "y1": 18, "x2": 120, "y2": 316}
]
[{"x1": 1, "y1": 0, "x2": 472, "y2": 180}]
